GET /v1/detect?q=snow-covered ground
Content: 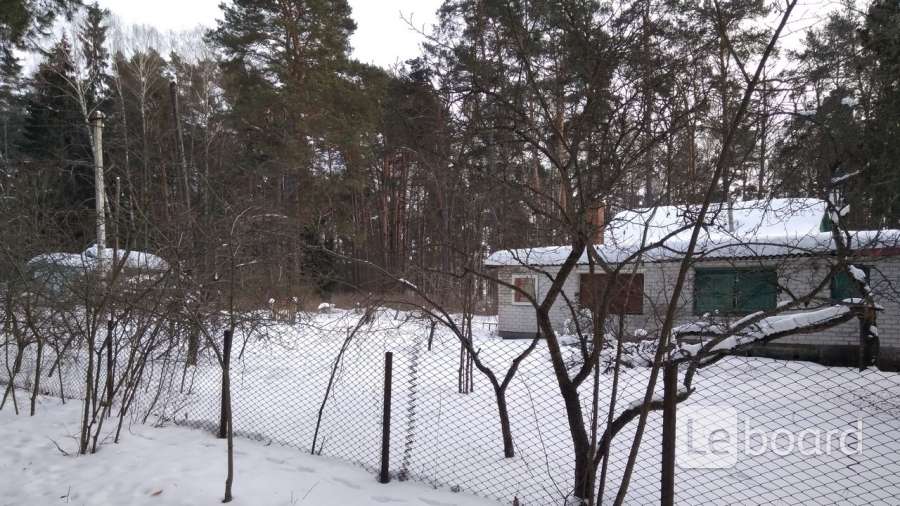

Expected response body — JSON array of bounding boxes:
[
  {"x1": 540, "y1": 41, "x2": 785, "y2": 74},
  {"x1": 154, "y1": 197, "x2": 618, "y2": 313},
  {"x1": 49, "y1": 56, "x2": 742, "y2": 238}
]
[
  {"x1": 0, "y1": 398, "x2": 497, "y2": 506},
  {"x1": 5, "y1": 308, "x2": 900, "y2": 505}
]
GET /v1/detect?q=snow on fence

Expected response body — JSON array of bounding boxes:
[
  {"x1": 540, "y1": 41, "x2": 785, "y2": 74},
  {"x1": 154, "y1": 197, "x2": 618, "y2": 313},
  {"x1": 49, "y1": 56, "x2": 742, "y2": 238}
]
[{"x1": 3, "y1": 308, "x2": 900, "y2": 504}]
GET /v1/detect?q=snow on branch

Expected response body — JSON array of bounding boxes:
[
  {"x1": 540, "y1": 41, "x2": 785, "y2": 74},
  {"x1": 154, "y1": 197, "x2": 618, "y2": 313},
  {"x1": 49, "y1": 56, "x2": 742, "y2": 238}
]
[
  {"x1": 831, "y1": 170, "x2": 860, "y2": 184},
  {"x1": 675, "y1": 302, "x2": 876, "y2": 359}
]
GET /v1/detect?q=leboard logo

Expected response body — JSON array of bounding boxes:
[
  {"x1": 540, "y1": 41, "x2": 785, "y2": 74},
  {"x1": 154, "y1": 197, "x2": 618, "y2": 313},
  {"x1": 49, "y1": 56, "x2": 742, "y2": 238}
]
[
  {"x1": 676, "y1": 406, "x2": 738, "y2": 468},
  {"x1": 676, "y1": 406, "x2": 863, "y2": 469}
]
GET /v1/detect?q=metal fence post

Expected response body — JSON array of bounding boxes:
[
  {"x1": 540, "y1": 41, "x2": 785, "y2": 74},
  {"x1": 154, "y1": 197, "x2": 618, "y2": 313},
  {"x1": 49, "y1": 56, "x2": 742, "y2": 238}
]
[
  {"x1": 105, "y1": 319, "x2": 114, "y2": 407},
  {"x1": 379, "y1": 351, "x2": 393, "y2": 484},
  {"x1": 218, "y1": 329, "x2": 233, "y2": 439},
  {"x1": 859, "y1": 314, "x2": 868, "y2": 371},
  {"x1": 661, "y1": 360, "x2": 677, "y2": 506}
]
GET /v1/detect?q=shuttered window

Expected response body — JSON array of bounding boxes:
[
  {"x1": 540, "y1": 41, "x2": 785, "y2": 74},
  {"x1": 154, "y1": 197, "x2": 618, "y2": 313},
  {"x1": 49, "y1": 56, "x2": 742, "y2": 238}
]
[
  {"x1": 512, "y1": 275, "x2": 536, "y2": 305},
  {"x1": 831, "y1": 266, "x2": 869, "y2": 301},
  {"x1": 579, "y1": 273, "x2": 644, "y2": 314},
  {"x1": 694, "y1": 270, "x2": 733, "y2": 314},
  {"x1": 694, "y1": 268, "x2": 777, "y2": 315}
]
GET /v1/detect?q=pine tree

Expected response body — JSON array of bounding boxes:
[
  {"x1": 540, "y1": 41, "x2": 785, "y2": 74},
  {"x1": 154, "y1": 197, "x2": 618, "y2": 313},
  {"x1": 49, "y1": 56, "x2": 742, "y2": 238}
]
[
  {"x1": 22, "y1": 38, "x2": 81, "y2": 161},
  {"x1": 860, "y1": 0, "x2": 900, "y2": 225},
  {"x1": 78, "y1": 1, "x2": 110, "y2": 112},
  {"x1": 2, "y1": 0, "x2": 78, "y2": 168},
  {"x1": 206, "y1": 0, "x2": 366, "y2": 293},
  {"x1": 209, "y1": 0, "x2": 355, "y2": 79},
  {"x1": 0, "y1": 0, "x2": 78, "y2": 53},
  {"x1": 20, "y1": 36, "x2": 93, "y2": 242},
  {"x1": 206, "y1": 0, "x2": 359, "y2": 186},
  {"x1": 206, "y1": 0, "x2": 357, "y2": 132},
  {"x1": 0, "y1": 47, "x2": 23, "y2": 171},
  {"x1": 771, "y1": 0, "x2": 900, "y2": 227}
]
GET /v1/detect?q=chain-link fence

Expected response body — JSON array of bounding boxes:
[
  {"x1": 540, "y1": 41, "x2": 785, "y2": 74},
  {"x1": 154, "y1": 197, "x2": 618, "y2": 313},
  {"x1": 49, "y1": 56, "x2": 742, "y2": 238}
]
[
  {"x1": 601, "y1": 355, "x2": 900, "y2": 505},
  {"x1": 178, "y1": 309, "x2": 576, "y2": 503},
  {"x1": 3, "y1": 307, "x2": 899, "y2": 505}
]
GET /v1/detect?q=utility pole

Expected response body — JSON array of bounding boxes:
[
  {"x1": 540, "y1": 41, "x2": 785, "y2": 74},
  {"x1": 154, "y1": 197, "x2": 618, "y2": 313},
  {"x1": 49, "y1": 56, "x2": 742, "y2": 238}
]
[{"x1": 91, "y1": 111, "x2": 107, "y2": 262}]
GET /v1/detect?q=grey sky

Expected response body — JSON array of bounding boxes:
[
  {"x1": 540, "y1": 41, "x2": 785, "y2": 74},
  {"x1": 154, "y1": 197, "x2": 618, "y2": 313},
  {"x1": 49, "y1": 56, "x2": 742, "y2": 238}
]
[
  {"x1": 92, "y1": 0, "x2": 444, "y2": 69},
  {"x1": 19, "y1": 0, "x2": 848, "y2": 75}
]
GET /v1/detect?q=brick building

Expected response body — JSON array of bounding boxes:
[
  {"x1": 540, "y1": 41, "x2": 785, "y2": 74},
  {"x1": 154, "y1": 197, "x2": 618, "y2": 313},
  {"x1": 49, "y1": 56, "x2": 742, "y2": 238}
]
[{"x1": 486, "y1": 198, "x2": 900, "y2": 370}]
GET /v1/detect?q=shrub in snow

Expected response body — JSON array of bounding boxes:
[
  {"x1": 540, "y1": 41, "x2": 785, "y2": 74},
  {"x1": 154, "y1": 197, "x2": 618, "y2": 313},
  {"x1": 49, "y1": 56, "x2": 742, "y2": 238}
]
[
  {"x1": 603, "y1": 339, "x2": 658, "y2": 371},
  {"x1": 562, "y1": 308, "x2": 595, "y2": 337},
  {"x1": 560, "y1": 327, "x2": 659, "y2": 374}
]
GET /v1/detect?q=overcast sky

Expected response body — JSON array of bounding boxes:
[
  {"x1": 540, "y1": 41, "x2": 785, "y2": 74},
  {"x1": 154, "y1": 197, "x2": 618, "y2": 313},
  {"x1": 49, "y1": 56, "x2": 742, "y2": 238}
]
[
  {"x1": 20, "y1": 0, "x2": 847, "y2": 74},
  {"x1": 92, "y1": 0, "x2": 444, "y2": 69}
]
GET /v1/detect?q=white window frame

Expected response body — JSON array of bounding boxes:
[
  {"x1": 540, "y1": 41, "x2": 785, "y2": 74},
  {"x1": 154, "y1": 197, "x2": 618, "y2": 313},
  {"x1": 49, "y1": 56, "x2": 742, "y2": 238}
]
[{"x1": 511, "y1": 274, "x2": 538, "y2": 305}]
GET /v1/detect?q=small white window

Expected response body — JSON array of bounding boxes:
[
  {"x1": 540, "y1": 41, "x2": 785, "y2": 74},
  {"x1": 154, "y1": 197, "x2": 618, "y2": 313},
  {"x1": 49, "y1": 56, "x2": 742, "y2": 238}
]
[{"x1": 511, "y1": 275, "x2": 537, "y2": 305}]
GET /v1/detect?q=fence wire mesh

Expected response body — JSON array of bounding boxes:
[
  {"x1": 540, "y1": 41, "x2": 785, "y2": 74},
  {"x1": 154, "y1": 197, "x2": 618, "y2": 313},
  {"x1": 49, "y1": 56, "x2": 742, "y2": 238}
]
[{"x1": 3, "y1": 306, "x2": 899, "y2": 505}]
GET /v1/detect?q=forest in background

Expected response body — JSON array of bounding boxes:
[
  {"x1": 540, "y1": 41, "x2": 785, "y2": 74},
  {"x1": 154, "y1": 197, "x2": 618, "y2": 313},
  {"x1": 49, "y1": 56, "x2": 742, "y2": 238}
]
[
  {"x1": 1, "y1": 0, "x2": 899, "y2": 307},
  {"x1": 2, "y1": 3, "x2": 900, "y2": 504}
]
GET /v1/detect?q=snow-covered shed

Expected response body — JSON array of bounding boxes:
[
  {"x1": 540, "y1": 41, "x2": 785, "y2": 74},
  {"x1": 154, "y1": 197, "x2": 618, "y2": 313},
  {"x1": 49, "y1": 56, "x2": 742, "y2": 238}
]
[
  {"x1": 485, "y1": 198, "x2": 900, "y2": 370},
  {"x1": 26, "y1": 245, "x2": 169, "y2": 295}
]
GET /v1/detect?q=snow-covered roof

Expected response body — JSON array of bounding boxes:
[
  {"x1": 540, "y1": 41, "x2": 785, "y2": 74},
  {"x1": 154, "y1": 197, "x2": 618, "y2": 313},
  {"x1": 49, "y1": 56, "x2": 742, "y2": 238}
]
[
  {"x1": 606, "y1": 198, "x2": 825, "y2": 245},
  {"x1": 27, "y1": 246, "x2": 169, "y2": 273},
  {"x1": 485, "y1": 198, "x2": 900, "y2": 266}
]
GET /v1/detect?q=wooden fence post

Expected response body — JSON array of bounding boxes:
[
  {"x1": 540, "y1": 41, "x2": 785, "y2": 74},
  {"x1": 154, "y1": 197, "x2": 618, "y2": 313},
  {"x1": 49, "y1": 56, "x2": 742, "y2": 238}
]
[
  {"x1": 218, "y1": 329, "x2": 233, "y2": 439},
  {"x1": 661, "y1": 360, "x2": 678, "y2": 506},
  {"x1": 379, "y1": 351, "x2": 393, "y2": 484}
]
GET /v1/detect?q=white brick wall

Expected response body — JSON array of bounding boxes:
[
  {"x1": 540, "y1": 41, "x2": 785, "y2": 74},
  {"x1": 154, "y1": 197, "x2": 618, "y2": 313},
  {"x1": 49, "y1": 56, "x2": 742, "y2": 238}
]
[{"x1": 496, "y1": 256, "x2": 900, "y2": 356}]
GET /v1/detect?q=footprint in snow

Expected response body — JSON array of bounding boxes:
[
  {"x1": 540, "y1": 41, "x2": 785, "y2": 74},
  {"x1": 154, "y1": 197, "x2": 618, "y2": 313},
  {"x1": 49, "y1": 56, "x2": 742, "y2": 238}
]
[
  {"x1": 264, "y1": 457, "x2": 285, "y2": 465},
  {"x1": 371, "y1": 497, "x2": 407, "y2": 503},
  {"x1": 296, "y1": 465, "x2": 315, "y2": 473},
  {"x1": 419, "y1": 499, "x2": 456, "y2": 506},
  {"x1": 331, "y1": 477, "x2": 361, "y2": 490}
]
